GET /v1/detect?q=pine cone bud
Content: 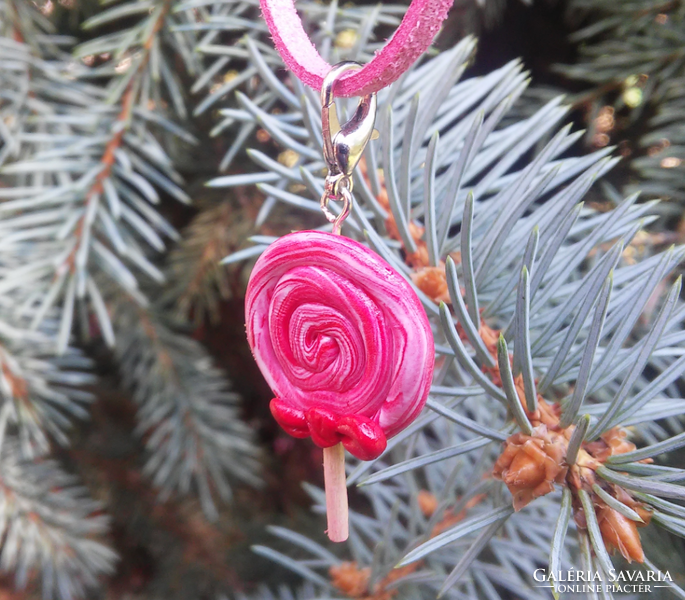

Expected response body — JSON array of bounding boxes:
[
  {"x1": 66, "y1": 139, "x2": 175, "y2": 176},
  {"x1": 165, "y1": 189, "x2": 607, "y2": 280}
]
[
  {"x1": 597, "y1": 506, "x2": 645, "y2": 563},
  {"x1": 329, "y1": 562, "x2": 371, "y2": 598},
  {"x1": 493, "y1": 431, "x2": 567, "y2": 510},
  {"x1": 411, "y1": 266, "x2": 450, "y2": 303}
]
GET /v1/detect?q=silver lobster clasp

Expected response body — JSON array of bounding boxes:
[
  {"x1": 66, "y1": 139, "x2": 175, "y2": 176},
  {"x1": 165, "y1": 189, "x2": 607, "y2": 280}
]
[{"x1": 320, "y1": 62, "x2": 377, "y2": 201}]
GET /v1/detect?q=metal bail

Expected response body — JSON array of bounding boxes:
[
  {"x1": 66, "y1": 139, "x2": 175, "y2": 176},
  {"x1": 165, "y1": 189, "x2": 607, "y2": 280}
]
[{"x1": 320, "y1": 62, "x2": 377, "y2": 198}]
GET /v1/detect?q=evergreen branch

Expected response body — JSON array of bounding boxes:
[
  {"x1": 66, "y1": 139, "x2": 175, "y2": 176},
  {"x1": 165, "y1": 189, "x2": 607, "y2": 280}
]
[
  {"x1": 0, "y1": 0, "x2": 200, "y2": 351},
  {"x1": 558, "y1": 0, "x2": 685, "y2": 202},
  {"x1": 163, "y1": 197, "x2": 255, "y2": 325},
  {"x1": 607, "y1": 429, "x2": 685, "y2": 464},
  {"x1": 0, "y1": 317, "x2": 95, "y2": 458},
  {"x1": 0, "y1": 441, "x2": 117, "y2": 599},
  {"x1": 113, "y1": 299, "x2": 261, "y2": 520}
]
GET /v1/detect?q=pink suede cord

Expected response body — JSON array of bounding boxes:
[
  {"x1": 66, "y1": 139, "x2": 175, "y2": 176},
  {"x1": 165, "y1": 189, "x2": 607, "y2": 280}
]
[{"x1": 259, "y1": 0, "x2": 454, "y2": 97}]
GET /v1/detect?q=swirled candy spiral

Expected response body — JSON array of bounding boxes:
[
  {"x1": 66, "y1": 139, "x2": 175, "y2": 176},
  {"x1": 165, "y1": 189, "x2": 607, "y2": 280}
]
[{"x1": 245, "y1": 230, "x2": 435, "y2": 460}]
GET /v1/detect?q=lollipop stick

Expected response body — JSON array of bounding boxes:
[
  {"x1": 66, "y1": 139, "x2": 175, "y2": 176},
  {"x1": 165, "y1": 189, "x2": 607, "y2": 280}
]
[{"x1": 323, "y1": 443, "x2": 349, "y2": 542}]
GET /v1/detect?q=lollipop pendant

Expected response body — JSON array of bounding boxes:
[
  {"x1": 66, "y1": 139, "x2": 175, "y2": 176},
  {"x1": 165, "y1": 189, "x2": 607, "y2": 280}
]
[{"x1": 245, "y1": 63, "x2": 435, "y2": 542}]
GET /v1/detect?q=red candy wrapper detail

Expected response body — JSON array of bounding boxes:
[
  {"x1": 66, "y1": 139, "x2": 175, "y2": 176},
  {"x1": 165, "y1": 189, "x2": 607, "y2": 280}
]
[
  {"x1": 246, "y1": 230, "x2": 435, "y2": 460},
  {"x1": 270, "y1": 400, "x2": 387, "y2": 461}
]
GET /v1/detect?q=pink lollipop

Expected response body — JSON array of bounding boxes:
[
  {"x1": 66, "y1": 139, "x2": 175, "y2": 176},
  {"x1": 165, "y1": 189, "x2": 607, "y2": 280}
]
[{"x1": 246, "y1": 230, "x2": 435, "y2": 539}]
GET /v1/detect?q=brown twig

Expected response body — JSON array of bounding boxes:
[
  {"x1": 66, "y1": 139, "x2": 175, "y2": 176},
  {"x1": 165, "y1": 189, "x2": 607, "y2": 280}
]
[{"x1": 58, "y1": 0, "x2": 172, "y2": 279}]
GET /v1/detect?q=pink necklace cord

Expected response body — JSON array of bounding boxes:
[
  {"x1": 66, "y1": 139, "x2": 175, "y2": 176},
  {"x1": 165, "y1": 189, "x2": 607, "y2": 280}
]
[{"x1": 259, "y1": 0, "x2": 454, "y2": 97}]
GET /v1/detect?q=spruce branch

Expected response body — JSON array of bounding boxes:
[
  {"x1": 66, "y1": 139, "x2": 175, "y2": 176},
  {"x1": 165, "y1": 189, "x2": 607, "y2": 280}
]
[
  {"x1": 163, "y1": 196, "x2": 256, "y2": 324},
  {"x1": 0, "y1": 0, "x2": 201, "y2": 351},
  {"x1": 1, "y1": 0, "x2": 263, "y2": 531},
  {"x1": 0, "y1": 441, "x2": 117, "y2": 599},
  {"x1": 113, "y1": 297, "x2": 262, "y2": 520},
  {"x1": 0, "y1": 316, "x2": 95, "y2": 458},
  {"x1": 557, "y1": 0, "x2": 685, "y2": 203}
]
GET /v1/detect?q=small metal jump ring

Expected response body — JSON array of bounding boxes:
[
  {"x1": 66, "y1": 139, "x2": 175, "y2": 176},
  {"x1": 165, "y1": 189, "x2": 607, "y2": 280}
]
[{"x1": 321, "y1": 178, "x2": 352, "y2": 235}]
